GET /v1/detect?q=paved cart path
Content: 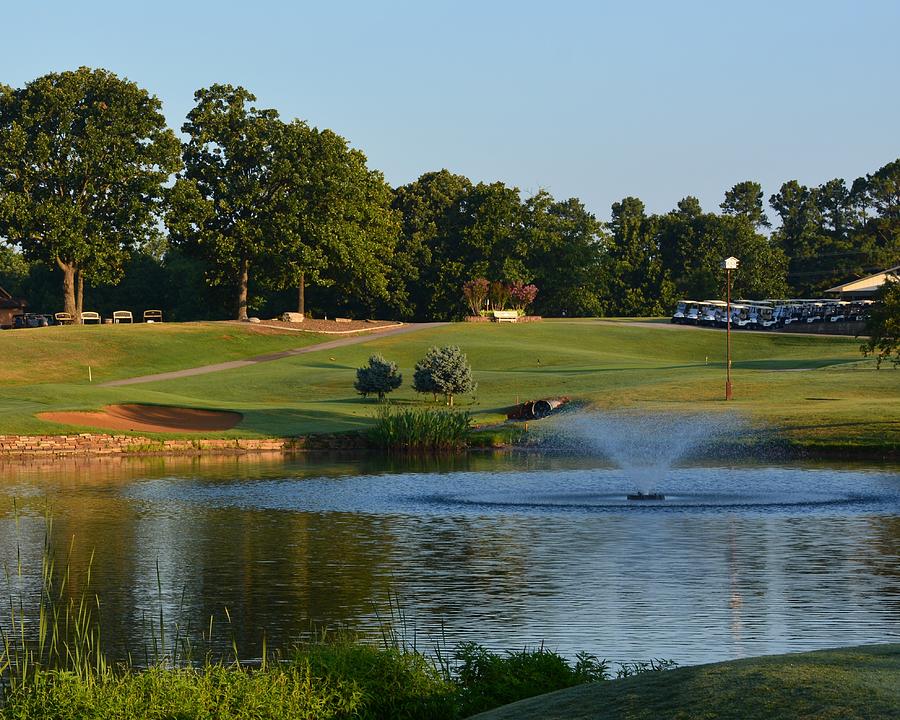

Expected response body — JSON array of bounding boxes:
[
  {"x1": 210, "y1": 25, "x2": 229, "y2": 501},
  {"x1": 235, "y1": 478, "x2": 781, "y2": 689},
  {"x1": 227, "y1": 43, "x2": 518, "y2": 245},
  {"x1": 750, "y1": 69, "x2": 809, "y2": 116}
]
[{"x1": 101, "y1": 322, "x2": 447, "y2": 387}]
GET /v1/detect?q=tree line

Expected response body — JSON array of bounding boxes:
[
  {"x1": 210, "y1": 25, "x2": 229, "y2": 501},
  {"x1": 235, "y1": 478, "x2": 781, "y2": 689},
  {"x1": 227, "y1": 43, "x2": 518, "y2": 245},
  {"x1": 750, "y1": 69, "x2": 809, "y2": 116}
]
[{"x1": 1, "y1": 67, "x2": 897, "y2": 322}]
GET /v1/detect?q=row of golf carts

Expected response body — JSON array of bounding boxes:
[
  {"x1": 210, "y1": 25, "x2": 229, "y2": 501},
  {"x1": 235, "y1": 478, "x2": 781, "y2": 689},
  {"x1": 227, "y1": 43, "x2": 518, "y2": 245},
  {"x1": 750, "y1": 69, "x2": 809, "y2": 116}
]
[{"x1": 671, "y1": 299, "x2": 873, "y2": 329}]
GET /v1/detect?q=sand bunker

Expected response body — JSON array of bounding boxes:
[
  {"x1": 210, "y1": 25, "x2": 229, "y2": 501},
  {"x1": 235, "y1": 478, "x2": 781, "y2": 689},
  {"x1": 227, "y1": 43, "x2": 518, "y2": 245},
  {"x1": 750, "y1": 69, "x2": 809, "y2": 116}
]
[{"x1": 39, "y1": 404, "x2": 242, "y2": 433}]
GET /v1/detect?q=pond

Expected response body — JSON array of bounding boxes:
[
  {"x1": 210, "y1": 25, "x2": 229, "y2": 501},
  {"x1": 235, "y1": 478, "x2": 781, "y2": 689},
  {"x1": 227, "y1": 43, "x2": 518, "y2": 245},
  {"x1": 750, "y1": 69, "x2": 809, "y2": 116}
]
[{"x1": 0, "y1": 449, "x2": 898, "y2": 667}]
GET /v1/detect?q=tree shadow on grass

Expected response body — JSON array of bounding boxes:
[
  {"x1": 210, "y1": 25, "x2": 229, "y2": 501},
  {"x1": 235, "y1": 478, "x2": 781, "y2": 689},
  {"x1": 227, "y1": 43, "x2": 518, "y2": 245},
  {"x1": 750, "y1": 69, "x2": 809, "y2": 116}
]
[
  {"x1": 734, "y1": 358, "x2": 858, "y2": 370},
  {"x1": 299, "y1": 362, "x2": 357, "y2": 370},
  {"x1": 492, "y1": 364, "x2": 706, "y2": 375}
]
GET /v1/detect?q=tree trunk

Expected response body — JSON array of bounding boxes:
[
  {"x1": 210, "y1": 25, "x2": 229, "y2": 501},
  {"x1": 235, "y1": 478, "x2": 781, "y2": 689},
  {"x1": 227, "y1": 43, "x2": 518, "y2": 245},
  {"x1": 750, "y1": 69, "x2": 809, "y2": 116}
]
[
  {"x1": 237, "y1": 258, "x2": 250, "y2": 321},
  {"x1": 58, "y1": 258, "x2": 77, "y2": 319},
  {"x1": 298, "y1": 272, "x2": 305, "y2": 315},
  {"x1": 76, "y1": 270, "x2": 84, "y2": 321},
  {"x1": 448, "y1": 393, "x2": 454, "y2": 408}
]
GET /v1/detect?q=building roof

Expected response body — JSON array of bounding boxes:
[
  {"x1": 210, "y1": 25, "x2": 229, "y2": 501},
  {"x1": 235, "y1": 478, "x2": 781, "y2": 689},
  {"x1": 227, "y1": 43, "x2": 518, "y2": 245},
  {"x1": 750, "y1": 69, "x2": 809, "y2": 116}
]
[
  {"x1": 0, "y1": 286, "x2": 26, "y2": 310},
  {"x1": 825, "y1": 265, "x2": 900, "y2": 296}
]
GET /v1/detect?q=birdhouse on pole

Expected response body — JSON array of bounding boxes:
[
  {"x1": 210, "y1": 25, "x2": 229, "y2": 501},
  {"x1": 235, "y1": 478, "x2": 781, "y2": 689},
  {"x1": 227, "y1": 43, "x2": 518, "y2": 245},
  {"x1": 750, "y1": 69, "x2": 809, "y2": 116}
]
[{"x1": 722, "y1": 256, "x2": 740, "y2": 270}]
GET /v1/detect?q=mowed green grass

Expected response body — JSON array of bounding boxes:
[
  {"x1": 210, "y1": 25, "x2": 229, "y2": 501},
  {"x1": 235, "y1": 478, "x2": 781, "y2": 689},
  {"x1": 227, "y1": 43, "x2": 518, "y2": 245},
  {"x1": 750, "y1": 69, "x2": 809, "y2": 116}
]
[
  {"x1": 0, "y1": 321, "x2": 328, "y2": 434},
  {"x1": 0, "y1": 321, "x2": 328, "y2": 385},
  {"x1": 1, "y1": 320, "x2": 897, "y2": 448},
  {"x1": 469, "y1": 644, "x2": 900, "y2": 720}
]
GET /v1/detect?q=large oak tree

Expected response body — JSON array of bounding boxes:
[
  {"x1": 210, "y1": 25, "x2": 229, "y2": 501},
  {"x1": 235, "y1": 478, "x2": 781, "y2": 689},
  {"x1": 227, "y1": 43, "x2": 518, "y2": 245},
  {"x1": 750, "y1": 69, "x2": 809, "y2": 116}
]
[
  {"x1": 166, "y1": 85, "x2": 281, "y2": 320},
  {"x1": 0, "y1": 67, "x2": 180, "y2": 319},
  {"x1": 266, "y1": 122, "x2": 399, "y2": 316}
]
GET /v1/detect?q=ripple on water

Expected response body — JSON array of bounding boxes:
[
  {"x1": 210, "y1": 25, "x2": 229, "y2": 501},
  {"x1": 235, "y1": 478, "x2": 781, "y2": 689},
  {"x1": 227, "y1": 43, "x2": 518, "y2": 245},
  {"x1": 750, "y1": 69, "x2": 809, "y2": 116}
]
[{"x1": 126, "y1": 466, "x2": 900, "y2": 518}]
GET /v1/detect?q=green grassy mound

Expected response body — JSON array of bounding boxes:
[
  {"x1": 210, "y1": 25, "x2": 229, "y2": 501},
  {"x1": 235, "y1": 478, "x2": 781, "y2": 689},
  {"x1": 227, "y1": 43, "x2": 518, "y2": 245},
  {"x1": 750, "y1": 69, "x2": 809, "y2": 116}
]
[
  {"x1": 469, "y1": 644, "x2": 900, "y2": 720},
  {"x1": 0, "y1": 321, "x2": 327, "y2": 386}
]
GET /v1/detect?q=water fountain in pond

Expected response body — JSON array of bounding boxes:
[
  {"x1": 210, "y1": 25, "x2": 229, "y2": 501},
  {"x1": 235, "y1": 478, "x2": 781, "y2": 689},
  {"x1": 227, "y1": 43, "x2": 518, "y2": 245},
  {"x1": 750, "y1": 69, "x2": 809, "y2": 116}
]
[
  {"x1": 536, "y1": 411, "x2": 743, "y2": 501},
  {"x1": 626, "y1": 491, "x2": 666, "y2": 501}
]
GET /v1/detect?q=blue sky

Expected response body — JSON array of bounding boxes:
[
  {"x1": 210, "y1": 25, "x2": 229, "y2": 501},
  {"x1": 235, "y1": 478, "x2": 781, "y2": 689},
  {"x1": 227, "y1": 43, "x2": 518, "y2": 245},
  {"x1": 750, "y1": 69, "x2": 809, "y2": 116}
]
[{"x1": 2, "y1": 1, "x2": 898, "y2": 219}]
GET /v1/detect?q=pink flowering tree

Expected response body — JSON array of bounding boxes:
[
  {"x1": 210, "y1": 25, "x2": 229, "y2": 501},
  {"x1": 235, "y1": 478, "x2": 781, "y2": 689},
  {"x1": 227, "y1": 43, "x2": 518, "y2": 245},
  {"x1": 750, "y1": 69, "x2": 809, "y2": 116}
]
[{"x1": 509, "y1": 281, "x2": 538, "y2": 312}]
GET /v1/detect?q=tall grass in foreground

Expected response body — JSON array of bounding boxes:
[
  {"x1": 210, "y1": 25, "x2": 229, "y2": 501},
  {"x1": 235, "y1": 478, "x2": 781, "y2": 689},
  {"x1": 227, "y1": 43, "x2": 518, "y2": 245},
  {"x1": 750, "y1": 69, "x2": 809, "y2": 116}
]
[
  {"x1": 369, "y1": 405, "x2": 472, "y2": 451},
  {"x1": 1, "y1": 512, "x2": 108, "y2": 690}
]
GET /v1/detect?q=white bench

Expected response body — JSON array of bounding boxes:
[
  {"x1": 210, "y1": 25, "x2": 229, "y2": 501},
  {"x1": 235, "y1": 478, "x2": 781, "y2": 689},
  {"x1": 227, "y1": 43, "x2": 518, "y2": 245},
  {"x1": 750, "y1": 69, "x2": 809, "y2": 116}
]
[
  {"x1": 81, "y1": 311, "x2": 101, "y2": 324},
  {"x1": 113, "y1": 310, "x2": 133, "y2": 324},
  {"x1": 54, "y1": 312, "x2": 74, "y2": 325},
  {"x1": 492, "y1": 310, "x2": 519, "y2": 323},
  {"x1": 143, "y1": 309, "x2": 163, "y2": 322}
]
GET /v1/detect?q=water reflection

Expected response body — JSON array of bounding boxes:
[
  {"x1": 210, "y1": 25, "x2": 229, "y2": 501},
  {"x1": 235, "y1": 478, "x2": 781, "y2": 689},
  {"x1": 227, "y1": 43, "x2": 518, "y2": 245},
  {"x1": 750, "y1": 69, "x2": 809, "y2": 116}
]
[{"x1": 0, "y1": 453, "x2": 898, "y2": 666}]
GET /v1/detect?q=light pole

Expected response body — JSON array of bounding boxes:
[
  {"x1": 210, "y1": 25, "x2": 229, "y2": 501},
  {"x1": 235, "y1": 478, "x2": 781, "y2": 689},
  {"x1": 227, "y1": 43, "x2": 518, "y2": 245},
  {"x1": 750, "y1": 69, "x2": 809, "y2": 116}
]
[{"x1": 722, "y1": 256, "x2": 739, "y2": 400}]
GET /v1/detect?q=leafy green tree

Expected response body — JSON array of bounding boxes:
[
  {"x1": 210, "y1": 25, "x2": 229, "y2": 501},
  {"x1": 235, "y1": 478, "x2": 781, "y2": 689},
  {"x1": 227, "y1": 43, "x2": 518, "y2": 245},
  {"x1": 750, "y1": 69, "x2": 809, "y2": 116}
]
[
  {"x1": 604, "y1": 197, "x2": 675, "y2": 315},
  {"x1": 413, "y1": 181, "x2": 527, "y2": 319},
  {"x1": 354, "y1": 355, "x2": 403, "y2": 399},
  {"x1": 658, "y1": 197, "x2": 788, "y2": 302},
  {"x1": 166, "y1": 85, "x2": 281, "y2": 320},
  {"x1": 524, "y1": 192, "x2": 607, "y2": 316},
  {"x1": 266, "y1": 122, "x2": 399, "y2": 317},
  {"x1": 0, "y1": 245, "x2": 29, "y2": 297},
  {"x1": 391, "y1": 170, "x2": 473, "y2": 319},
  {"x1": 769, "y1": 180, "x2": 829, "y2": 295},
  {"x1": 0, "y1": 67, "x2": 181, "y2": 319},
  {"x1": 815, "y1": 178, "x2": 858, "y2": 239},
  {"x1": 861, "y1": 278, "x2": 900, "y2": 368},
  {"x1": 721, "y1": 181, "x2": 770, "y2": 229},
  {"x1": 459, "y1": 182, "x2": 529, "y2": 283},
  {"x1": 852, "y1": 159, "x2": 900, "y2": 276},
  {"x1": 413, "y1": 346, "x2": 476, "y2": 407},
  {"x1": 859, "y1": 158, "x2": 899, "y2": 224},
  {"x1": 657, "y1": 197, "x2": 721, "y2": 300},
  {"x1": 395, "y1": 177, "x2": 527, "y2": 319},
  {"x1": 393, "y1": 175, "x2": 608, "y2": 320},
  {"x1": 771, "y1": 162, "x2": 898, "y2": 296},
  {"x1": 718, "y1": 215, "x2": 789, "y2": 299}
]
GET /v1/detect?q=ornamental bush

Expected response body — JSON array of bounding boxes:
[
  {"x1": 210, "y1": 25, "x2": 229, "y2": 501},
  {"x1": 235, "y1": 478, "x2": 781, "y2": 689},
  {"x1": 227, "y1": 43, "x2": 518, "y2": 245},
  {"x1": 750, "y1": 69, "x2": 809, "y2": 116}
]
[
  {"x1": 462, "y1": 278, "x2": 490, "y2": 316},
  {"x1": 489, "y1": 281, "x2": 510, "y2": 310},
  {"x1": 509, "y1": 281, "x2": 538, "y2": 311},
  {"x1": 413, "y1": 346, "x2": 476, "y2": 407},
  {"x1": 354, "y1": 355, "x2": 402, "y2": 399}
]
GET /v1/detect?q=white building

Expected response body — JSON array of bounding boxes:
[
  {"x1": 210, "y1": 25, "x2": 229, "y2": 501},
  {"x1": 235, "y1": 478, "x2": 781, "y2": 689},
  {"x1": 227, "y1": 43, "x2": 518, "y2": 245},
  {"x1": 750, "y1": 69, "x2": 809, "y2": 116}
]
[{"x1": 825, "y1": 265, "x2": 899, "y2": 299}]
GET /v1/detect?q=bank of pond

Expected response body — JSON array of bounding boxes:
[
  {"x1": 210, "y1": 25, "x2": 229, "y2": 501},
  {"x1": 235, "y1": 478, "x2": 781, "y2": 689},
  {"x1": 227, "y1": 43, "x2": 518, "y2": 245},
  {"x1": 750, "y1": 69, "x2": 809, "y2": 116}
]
[
  {"x1": 1, "y1": 641, "x2": 895, "y2": 720},
  {"x1": 0, "y1": 633, "x2": 623, "y2": 719}
]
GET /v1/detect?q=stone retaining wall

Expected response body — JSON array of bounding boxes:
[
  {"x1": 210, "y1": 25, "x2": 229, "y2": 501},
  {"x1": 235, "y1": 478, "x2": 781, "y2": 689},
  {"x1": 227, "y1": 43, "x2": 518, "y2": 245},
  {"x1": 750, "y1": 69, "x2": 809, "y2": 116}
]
[
  {"x1": 779, "y1": 320, "x2": 866, "y2": 336},
  {"x1": 0, "y1": 433, "x2": 305, "y2": 458}
]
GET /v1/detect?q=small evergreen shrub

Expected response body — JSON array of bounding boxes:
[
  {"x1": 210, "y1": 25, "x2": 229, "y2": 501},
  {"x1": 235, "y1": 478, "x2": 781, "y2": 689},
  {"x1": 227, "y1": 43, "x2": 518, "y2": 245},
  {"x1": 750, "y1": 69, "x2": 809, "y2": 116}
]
[
  {"x1": 354, "y1": 354, "x2": 402, "y2": 399},
  {"x1": 412, "y1": 346, "x2": 476, "y2": 407}
]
